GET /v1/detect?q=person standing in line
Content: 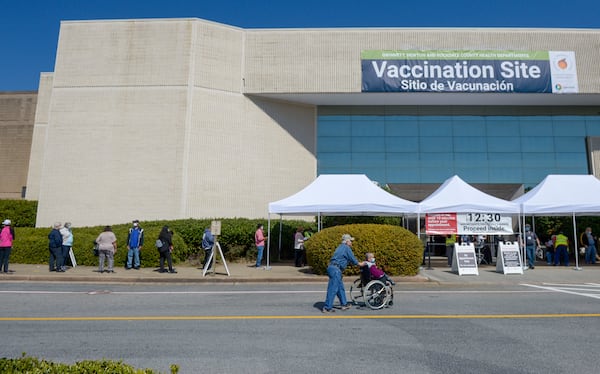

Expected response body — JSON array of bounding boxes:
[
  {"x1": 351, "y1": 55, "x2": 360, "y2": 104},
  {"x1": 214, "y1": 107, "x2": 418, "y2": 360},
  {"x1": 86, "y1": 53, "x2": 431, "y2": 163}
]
[
  {"x1": 322, "y1": 234, "x2": 367, "y2": 313},
  {"x1": 48, "y1": 222, "x2": 64, "y2": 272},
  {"x1": 445, "y1": 234, "x2": 456, "y2": 266},
  {"x1": 545, "y1": 236, "x2": 555, "y2": 265},
  {"x1": 294, "y1": 227, "x2": 306, "y2": 267},
  {"x1": 554, "y1": 232, "x2": 570, "y2": 266},
  {"x1": 158, "y1": 226, "x2": 177, "y2": 273},
  {"x1": 580, "y1": 227, "x2": 597, "y2": 265},
  {"x1": 126, "y1": 219, "x2": 144, "y2": 270},
  {"x1": 255, "y1": 223, "x2": 266, "y2": 268},
  {"x1": 521, "y1": 224, "x2": 541, "y2": 270},
  {"x1": 201, "y1": 226, "x2": 215, "y2": 270},
  {"x1": 0, "y1": 219, "x2": 16, "y2": 274},
  {"x1": 96, "y1": 226, "x2": 117, "y2": 273},
  {"x1": 59, "y1": 222, "x2": 73, "y2": 271}
]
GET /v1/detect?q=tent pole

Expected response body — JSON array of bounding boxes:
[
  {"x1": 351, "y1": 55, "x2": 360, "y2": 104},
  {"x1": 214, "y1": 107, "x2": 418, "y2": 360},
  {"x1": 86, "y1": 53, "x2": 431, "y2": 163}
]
[
  {"x1": 266, "y1": 215, "x2": 271, "y2": 270},
  {"x1": 278, "y1": 219, "x2": 283, "y2": 261},
  {"x1": 573, "y1": 212, "x2": 582, "y2": 271},
  {"x1": 521, "y1": 214, "x2": 527, "y2": 271}
]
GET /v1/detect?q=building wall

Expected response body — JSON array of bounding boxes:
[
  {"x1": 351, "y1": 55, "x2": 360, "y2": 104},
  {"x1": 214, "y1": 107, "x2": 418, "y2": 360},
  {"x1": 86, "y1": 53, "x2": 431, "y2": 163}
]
[
  {"x1": 0, "y1": 91, "x2": 37, "y2": 199},
  {"x1": 243, "y1": 28, "x2": 600, "y2": 93},
  {"x1": 31, "y1": 18, "x2": 316, "y2": 227}
]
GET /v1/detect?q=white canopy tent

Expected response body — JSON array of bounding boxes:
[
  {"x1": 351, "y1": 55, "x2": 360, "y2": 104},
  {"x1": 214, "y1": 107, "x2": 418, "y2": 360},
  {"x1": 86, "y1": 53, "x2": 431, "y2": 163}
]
[
  {"x1": 512, "y1": 174, "x2": 600, "y2": 270},
  {"x1": 266, "y1": 174, "x2": 419, "y2": 268},
  {"x1": 418, "y1": 175, "x2": 520, "y2": 214}
]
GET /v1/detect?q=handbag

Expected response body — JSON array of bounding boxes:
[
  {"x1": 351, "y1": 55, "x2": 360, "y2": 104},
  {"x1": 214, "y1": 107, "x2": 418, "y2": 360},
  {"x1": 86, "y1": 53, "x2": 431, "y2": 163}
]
[
  {"x1": 93, "y1": 242, "x2": 99, "y2": 257},
  {"x1": 155, "y1": 239, "x2": 163, "y2": 249}
]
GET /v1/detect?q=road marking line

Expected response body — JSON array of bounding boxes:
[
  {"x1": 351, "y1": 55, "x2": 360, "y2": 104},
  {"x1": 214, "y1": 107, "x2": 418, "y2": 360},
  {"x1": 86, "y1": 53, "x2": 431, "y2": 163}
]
[
  {"x1": 0, "y1": 290, "x2": 547, "y2": 295},
  {"x1": 1, "y1": 313, "x2": 599, "y2": 321},
  {"x1": 522, "y1": 284, "x2": 600, "y2": 299}
]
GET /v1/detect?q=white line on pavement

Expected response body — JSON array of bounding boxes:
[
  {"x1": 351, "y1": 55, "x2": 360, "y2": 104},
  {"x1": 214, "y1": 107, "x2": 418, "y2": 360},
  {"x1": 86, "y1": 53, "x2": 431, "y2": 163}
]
[{"x1": 521, "y1": 283, "x2": 600, "y2": 300}]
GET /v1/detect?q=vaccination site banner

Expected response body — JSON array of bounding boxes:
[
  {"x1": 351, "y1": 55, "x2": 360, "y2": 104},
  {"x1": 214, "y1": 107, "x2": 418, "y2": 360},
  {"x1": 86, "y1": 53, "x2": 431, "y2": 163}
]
[
  {"x1": 361, "y1": 50, "x2": 578, "y2": 94},
  {"x1": 426, "y1": 213, "x2": 513, "y2": 235}
]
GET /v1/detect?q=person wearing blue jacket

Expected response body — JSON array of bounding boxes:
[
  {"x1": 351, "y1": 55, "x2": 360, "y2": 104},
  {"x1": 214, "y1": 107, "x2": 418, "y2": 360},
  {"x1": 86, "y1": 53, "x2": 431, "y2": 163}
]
[
  {"x1": 322, "y1": 234, "x2": 366, "y2": 313},
  {"x1": 202, "y1": 227, "x2": 215, "y2": 270},
  {"x1": 48, "y1": 222, "x2": 64, "y2": 272}
]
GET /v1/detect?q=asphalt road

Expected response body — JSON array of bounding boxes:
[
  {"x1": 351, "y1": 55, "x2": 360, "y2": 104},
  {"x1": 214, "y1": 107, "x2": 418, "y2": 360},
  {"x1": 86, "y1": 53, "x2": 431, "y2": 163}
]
[{"x1": 1, "y1": 282, "x2": 599, "y2": 374}]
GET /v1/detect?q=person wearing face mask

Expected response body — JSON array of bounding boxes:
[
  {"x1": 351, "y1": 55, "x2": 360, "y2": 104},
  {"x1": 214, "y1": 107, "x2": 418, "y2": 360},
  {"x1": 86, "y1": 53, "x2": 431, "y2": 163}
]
[
  {"x1": 521, "y1": 224, "x2": 541, "y2": 269},
  {"x1": 579, "y1": 227, "x2": 597, "y2": 265},
  {"x1": 126, "y1": 219, "x2": 144, "y2": 270},
  {"x1": 365, "y1": 252, "x2": 395, "y2": 285}
]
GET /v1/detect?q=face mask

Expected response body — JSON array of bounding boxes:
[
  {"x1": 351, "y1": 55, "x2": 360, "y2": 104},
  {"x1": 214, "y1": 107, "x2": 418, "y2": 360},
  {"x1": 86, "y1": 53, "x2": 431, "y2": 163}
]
[
  {"x1": 525, "y1": 226, "x2": 531, "y2": 232},
  {"x1": 370, "y1": 258, "x2": 376, "y2": 263},
  {"x1": 133, "y1": 223, "x2": 138, "y2": 227}
]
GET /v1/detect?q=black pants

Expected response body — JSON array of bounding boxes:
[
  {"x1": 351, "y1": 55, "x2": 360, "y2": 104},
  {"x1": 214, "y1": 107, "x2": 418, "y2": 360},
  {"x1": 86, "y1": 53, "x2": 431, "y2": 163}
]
[
  {"x1": 203, "y1": 248, "x2": 212, "y2": 269},
  {"x1": 294, "y1": 249, "x2": 306, "y2": 267},
  {"x1": 0, "y1": 246, "x2": 11, "y2": 272},
  {"x1": 49, "y1": 246, "x2": 63, "y2": 271},
  {"x1": 159, "y1": 250, "x2": 173, "y2": 272}
]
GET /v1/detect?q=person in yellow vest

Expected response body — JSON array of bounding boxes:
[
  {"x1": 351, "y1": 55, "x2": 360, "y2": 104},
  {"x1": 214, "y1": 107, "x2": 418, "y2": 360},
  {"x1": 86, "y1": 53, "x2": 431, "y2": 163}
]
[
  {"x1": 446, "y1": 234, "x2": 456, "y2": 266},
  {"x1": 553, "y1": 232, "x2": 570, "y2": 266}
]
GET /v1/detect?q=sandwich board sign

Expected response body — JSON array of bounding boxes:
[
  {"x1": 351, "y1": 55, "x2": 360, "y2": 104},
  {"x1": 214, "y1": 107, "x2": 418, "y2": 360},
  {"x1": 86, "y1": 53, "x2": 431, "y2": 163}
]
[
  {"x1": 451, "y1": 243, "x2": 479, "y2": 275},
  {"x1": 496, "y1": 242, "x2": 524, "y2": 274}
]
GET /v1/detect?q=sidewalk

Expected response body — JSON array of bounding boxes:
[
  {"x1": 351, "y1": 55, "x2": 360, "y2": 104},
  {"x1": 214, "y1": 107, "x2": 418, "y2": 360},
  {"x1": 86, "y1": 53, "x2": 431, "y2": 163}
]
[{"x1": 1, "y1": 260, "x2": 598, "y2": 285}]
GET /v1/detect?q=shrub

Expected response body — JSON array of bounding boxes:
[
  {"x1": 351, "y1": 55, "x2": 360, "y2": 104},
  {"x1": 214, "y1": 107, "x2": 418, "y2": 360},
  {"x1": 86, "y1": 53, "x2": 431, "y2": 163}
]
[
  {"x1": 304, "y1": 223, "x2": 423, "y2": 276},
  {"x1": 9, "y1": 219, "x2": 316, "y2": 267},
  {"x1": 0, "y1": 200, "x2": 37, "y2": 227},
  {"x1": 0, "y1": 353, "x2": 173, "y2": 373}
]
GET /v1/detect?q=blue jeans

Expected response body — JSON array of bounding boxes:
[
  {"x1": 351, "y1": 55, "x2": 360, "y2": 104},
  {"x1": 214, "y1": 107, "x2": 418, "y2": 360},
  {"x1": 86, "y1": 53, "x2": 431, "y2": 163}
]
[
  {"x1": 256, "y1": 245, "x2": 264, "y2": 267},
  {"x1": 324, "y1": 265, "x2": 347, "y2": 310},
  {"x1": 0, "y1": 246, "x2": 11, "y2": 272},
  {"x1": 526, "y1": 245, "x2": 535, "y2": 268},
  {"x1": 49, "y1": 246, "x2": 63, "y2": 271},
  {"x1": 127, "y1": 247, "x2": 140, "y2": 268},
  {"x1": 546, "y1": 250, "x2": 553, "y2": 264},
  {"x1": 61, "y1": 245, "x2": 71, "y2": 268},
  {"x1": 554, "y1": 245, "x2": 569, "y2": 266},
  {"x1": 585, "y1": 244, "x2": 597, "y2": 264}
]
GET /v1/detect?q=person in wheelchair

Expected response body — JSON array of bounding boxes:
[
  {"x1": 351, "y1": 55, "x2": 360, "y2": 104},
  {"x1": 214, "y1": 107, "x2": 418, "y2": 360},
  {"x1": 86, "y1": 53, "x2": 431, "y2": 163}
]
[{"x1": 365, "y1": 252, "x2": 395, "y2": 286}]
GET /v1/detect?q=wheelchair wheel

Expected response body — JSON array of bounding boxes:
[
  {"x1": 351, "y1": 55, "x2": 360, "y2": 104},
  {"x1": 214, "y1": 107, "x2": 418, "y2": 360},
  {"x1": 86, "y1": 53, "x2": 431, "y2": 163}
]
[
  {"x1": 364, "y1": 280, "x2": 388, "y2": 310},
  {"x1": 349, "y1": 278, "x2": 362, "y2": 304}
]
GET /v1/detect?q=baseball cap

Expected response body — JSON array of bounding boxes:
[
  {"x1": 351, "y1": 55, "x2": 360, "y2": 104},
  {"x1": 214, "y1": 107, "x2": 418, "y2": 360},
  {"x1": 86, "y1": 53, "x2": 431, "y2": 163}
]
[
  {"x1": 341, "y1": 234, "x2": 355, "y2": 242},
  {"x1": 2, "y1": 219, "x2": 10, "y2": 225}
]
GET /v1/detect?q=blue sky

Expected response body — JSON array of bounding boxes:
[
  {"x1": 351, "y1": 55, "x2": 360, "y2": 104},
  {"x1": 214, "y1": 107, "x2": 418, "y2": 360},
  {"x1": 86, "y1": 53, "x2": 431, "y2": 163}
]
[{"x1": 2, "y1": 0, "x2": 599, "y2": 91}]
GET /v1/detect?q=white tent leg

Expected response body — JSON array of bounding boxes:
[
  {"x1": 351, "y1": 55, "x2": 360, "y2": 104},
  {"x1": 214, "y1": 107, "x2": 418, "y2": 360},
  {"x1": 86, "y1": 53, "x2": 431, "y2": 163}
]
[
  {"x1": 266, "y1": 215, "x2": 271, "y2": 270},
  {"x1": 573, "y1": 212, "x2": 582, "y2": 271},
  {"x1": 278, "y1": 219, "x2": 283, "y2": 261}
]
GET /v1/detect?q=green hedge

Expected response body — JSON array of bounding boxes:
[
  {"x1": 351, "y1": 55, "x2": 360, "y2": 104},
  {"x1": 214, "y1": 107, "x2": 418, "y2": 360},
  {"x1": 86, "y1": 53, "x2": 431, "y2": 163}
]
[
  {"x1": 0, "y1": 200, "x2": 37, "y2": 227},
  {"x1": 304, "y1": 223, "x2": 423, "y2": 276},
  {"x1": 10, "y1": 219, "x2": 316, "y2": 267},
  {"x1": 0, "y1": 354, "x2": 178, "y2": 373}
]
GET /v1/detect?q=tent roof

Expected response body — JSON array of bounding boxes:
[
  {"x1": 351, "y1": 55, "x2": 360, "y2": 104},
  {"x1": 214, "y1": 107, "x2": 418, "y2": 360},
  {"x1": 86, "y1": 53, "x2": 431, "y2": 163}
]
[
  {"x1": 268, "y1": 174, "x2": 418, "y2": 216},
  {"x1": 418, "y1": 175, "x2": 520, "y2": 214},
  {"x1": 512, "y1": 174, "x2": 600, "y2": 215}
]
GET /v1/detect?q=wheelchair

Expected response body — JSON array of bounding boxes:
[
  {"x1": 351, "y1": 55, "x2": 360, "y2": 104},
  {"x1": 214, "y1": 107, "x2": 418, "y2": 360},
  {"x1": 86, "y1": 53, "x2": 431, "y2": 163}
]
[{"x1": 349, "y1": 266, "x2": 394, "y2": 310}]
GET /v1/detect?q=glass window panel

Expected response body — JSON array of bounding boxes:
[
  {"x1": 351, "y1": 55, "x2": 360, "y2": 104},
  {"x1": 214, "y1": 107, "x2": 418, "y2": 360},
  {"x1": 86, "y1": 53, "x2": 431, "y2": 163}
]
[
  {"x1": 317, "y1": 136, "x2": 351, "y2": 153},
  {"x1": 317, "y1": 153, "x2": 351, "y2": 168},
  {"x1": 317, "y1": 115, "x2": 350, "y2": 121},
  {"x1": 419, "y1": 137, "x2": 449, "y2": 152},
  {"x1": 453, "y1": 118, "x2": 486, "y2": 136},
  {"x1": 553, "y1": 118, "x2": 586, "y2": 136},
  {"x1": 454, "y1": 167, "x2": 488, "y2": 183},
  {"x1": 419, "y1": 119, "x2": 453, "y2": 136},
  {"x1": 554, "y1": 137, "x2": 584, "y2": 152},
  {"x1": 420, "y1": 153, "x2": 453, "y2": 168},
  {"x1": 385, "y1": 120, "x2": 419, "y2": 136},
  {"x1": 555, "y1": 152, "x2": 588, "y2": 168},
  {"x1": 585, "y1": 119, "x2": 600, "y2": 136},
  {"x1": 454, "y1": 152, "x2": 488, "y2": 167},
  {"x1": 522, "y1": 168, "x2": 554, "y2": 186},
  {"x1": 486, "y1": 118, "x2": 520, "y2": 136},
  {"x1": 487, "y1": 138, "x2": 521, "y2": 152},
  {"x1": 489, "y1": 167, "x2": 522, "y2": 184},
  {"x1": 352, "y1": 121, "x2": 385, "y2": 136},
  {"x1": 387, "y1": 152, "x2": 419, "y2": 167},
  {"x1": 351, "y1": 153, "x2": 385, "y2": 168},
  {"x1": 317, "y1": 121, "x2": 351, "y2": 137},
  {"x1": 521, "y1": 136, "x2": 554, "y2": 153},
  {"x1": 453, "y1": 137, "x2": 487, "y2": 152},
  {"x1": 386, "y1": 136, "x2": 418, "y2": 152},
  {"x1": 488, "y1": 152, "x2": 521, "y2": 167},
  {"x1": 519, "y1": 118, "x2": 551, "y2": 136},
  {"x1": 351, "y1": 137, "x2": 384, "y2": 152},
  {"x1": 521, "y1": 153, "x2": 555, "y2": 168}
]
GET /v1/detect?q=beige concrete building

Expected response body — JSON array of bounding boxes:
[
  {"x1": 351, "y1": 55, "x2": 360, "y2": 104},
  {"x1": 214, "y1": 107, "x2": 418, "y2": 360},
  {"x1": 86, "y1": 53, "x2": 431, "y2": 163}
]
[
  {"x1": 0, "y1": 91, "x2": 36, "y2": 199},
  {"x1": 26, "y1": 18, "x2": 600, "y2": 227}
]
